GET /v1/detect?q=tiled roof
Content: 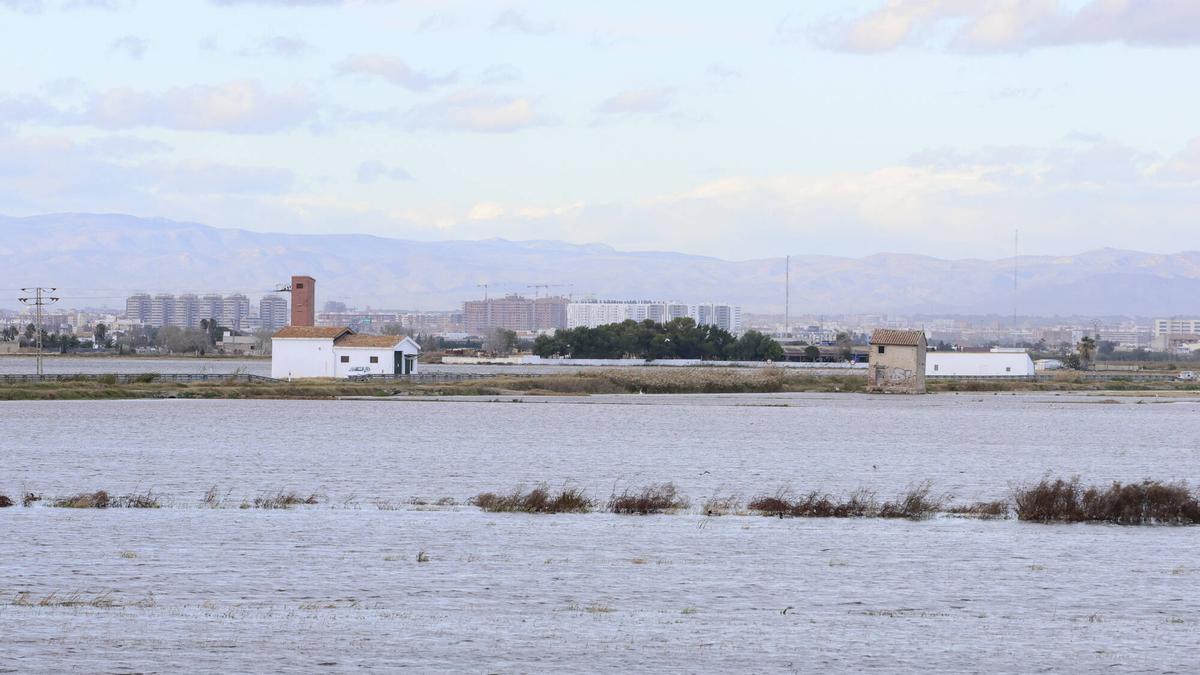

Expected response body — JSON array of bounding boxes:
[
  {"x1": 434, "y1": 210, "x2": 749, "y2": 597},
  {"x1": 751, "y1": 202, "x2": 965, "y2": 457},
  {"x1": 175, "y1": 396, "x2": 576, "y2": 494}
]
[
  {"x1": 334, "y1": 334, "x2": 405, "y2": 348},
  {"x1": 869, "y1": 329, "x2": 926, "y2": 346},
  {"x1": 273, "y1": 326, "x2": 353, "y2": 339}
]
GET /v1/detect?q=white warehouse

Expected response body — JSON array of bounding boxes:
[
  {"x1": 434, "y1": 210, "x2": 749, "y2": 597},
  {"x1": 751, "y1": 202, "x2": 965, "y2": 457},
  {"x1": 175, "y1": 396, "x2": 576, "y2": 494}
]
[
  {"x1": 271, "y1": 326, "x2": 420, "y2": 379},
  {"x1": 926, "y1": 350, "x2": 1036, "y2": 378}
]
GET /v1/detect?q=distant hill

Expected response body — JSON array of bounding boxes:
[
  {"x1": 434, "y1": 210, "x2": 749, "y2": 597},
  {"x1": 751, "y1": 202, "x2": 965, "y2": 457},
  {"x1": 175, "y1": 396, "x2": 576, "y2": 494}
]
[{"x1": 2, "y1": 212, "x2": 1199, "y2": 316}]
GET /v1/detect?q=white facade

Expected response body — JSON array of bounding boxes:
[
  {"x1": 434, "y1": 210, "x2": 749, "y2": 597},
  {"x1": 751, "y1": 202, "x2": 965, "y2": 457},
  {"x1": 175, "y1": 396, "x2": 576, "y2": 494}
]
[
  {"x1": 566, "y1": 300, "x2": 742, "y2": 333},
  {"x1": 271, "y1": 327, "x2": 420, "y2": 379},
  {"x1": 926, "y1": 352, "x2": 1036, "y2": 377}
]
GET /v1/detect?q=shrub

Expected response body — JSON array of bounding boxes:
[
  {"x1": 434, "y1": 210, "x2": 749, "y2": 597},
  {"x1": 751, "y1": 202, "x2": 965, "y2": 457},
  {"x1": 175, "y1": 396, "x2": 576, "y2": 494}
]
[
  {"x1": 878, "y1": 482, "x2": 946, "y2": 520},
  {"x1": 0, "y1": 495, "x2": 13, "y2": 508},
  {"x1": 608, "y1": 483, "x2": 689, "y2": 514},
  {"x1": 473, "y1": 484, "x2": 592, "y2": 513},
  {"x1": 53, "y1": 491, "x2": 110, "y2": 508},
  {"x1": 253, "y1": 491, "x2": 321, "y2": 509},
  {"x1": 945, "y1": 500, "x2": 1010, "y2": 519},
  {"x1": 1014, "y1": 478, "x2": 1200, "y2": 525}
]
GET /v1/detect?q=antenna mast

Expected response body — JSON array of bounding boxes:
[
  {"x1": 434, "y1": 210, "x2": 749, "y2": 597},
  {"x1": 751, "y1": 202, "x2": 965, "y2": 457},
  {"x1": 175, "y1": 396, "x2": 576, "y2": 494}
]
[{"x1": 784, "y1": 255, "x2": 790, "y2": 339}]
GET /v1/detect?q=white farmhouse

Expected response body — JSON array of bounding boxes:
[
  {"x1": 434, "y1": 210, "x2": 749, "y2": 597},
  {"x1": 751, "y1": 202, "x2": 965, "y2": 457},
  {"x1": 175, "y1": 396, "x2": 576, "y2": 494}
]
[
  {"x1": 270, "y1": 326, "x2": 420, "y2": 379},
  {"x1": 926, "y1": 350, "x2": 1036, "y2": 377}
]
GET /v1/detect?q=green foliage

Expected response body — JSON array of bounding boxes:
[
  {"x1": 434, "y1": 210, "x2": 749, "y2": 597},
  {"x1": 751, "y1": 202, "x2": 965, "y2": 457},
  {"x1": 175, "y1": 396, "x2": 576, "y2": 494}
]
[{"x1": 532, "y1": 318, "x2": 782, "y2": 361}]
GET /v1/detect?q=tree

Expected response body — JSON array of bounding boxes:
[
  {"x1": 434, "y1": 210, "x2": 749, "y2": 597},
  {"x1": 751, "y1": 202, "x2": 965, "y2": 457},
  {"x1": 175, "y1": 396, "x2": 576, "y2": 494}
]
[
  {"x1": 486, "y1": 328, "x2": 518, "y2": 354},
  {"x1": 803, "y1": 345, "x2": 821, "y2": 362},
  {"x1": 1077, "y1": 336, "x2": 1097, "y2": 370},
  {"x1": 94, "y1": 323, "x2": 108, "y2": 346},
  {"x1": 730, "y1": 330, "x2": 784, "y2": 361},
  {"x1": 1063, "y1": 353, "x2": 1082, "y2": 370}
]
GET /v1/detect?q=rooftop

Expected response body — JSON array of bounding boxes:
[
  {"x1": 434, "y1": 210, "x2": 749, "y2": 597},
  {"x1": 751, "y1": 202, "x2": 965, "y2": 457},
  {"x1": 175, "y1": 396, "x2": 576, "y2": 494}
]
[
  {"x1": 869, "y1": 329, "x2": 927, "y2": 346},
  {"x1": 272, "y1": 326, "x2": 353, "y2": 339},
  {"x1": 335, "y1": 334, "x2": 406, "y2": 348}
]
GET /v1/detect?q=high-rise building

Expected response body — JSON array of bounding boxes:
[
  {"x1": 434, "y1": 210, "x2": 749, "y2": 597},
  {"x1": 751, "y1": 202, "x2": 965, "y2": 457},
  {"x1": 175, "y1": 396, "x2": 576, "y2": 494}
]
[
  {"x1": 175, "y1": 293, "x2": 199, "y2": 329},
  {"x1": 566, "y1": 300, "x2": 742, "y2": 333},
  {"x1": 291, "y1": 275, "x2": 315, "y2": 327},
  {"x1": 125, "y1": 293, "x2": 151, "y2": 324},
  {"x1": 200, "y1": 294, "x2": 224, "y2": 326},
  {"x1": 150, "y1": 294, "x2": 175, "y2": 328},
  {"x1": 463, "y1": 295, "x2": 569, "y2": 334},
  {"x1": 222, "y1": 294, "x2": 250, "y2": 331},
  {"x1": 260, "y1": 295, "x2": 289, "y2": 331}
]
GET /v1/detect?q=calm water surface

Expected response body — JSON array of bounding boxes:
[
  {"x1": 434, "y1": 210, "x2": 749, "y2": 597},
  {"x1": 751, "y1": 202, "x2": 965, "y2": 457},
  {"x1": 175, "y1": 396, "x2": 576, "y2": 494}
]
[{"x1": 2, "y1": 393, "x2": 1199, "y2": 672}]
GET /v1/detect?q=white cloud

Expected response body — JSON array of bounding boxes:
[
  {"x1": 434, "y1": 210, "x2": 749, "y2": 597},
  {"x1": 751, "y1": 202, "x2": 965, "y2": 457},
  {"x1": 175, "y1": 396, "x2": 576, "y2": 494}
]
[
  {"x1": 356, "y1": 160, "x2": 414, "y2": 183},
  {"x1": 335, "y1": 55, "x2": 456, "y2": 91},
  {"x1": 110, "y1": 35, "x2": 149, "y2": 60},
  {"x1": 402, "y1": 91, "x2": 548, "y2": 133},
  {"x1": 242, "y1": 35, "x2": 317, "y2": 59},
  {"x1": 491, "y1": 9, "x2": 553, "y2": 35},
  {"x1": 814, "y1": 0, "x2": 1200, "y2": 53},
  {"x1": 1, "y1": 0, "x2": 41, "y2": 12},
  {"x1": 81, "y1": 81, "x2": 315, "y2": 133},
  {"x1": 594, "y1": 87, "x2": 677, "y2": 115}
]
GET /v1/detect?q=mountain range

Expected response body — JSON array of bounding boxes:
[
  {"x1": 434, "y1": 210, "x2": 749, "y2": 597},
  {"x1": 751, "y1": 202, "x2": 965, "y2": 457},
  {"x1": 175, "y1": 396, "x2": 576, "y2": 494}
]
[{"x1": 2, "y1": 212, "x2": 1199, "y2": 317}]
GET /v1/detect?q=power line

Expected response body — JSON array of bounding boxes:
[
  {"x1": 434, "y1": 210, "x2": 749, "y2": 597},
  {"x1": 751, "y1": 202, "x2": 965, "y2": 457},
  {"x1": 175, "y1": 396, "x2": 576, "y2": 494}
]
[{"x1": 17, "y1": 287, "x2": 60, "y2": 378}]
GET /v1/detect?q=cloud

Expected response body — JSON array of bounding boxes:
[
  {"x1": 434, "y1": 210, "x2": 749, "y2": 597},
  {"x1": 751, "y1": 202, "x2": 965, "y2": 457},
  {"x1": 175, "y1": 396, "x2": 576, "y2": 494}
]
[
  {"x1": 110, "y1": 35, "x2": 149, "y2": 60},
  {"x1": 814, "y1": 0, "x2": 1200, "y2": 53},
  {"x1": 356, "y1": 160, "x2": 414, "y2": 183},
  {"x1": 594, "y1": 87, "x2": 677, "y2": 115},
  {"x1": 402, "y1": 91, "x2": 548, "y2": 133},
  {"x1": 479, "y1": 64, "x2": 521, "y2": 85},
  {"x1": 154, "y1": 160, "x2": 295, "y2": 194},
  {"x1": 335, "y1": 55, "x2": 456, "y2": 91},
  {"x1": 81, "y1": 81, "x2": 315, "y2": 133},
  {"x1": 1, "y1": 0, "x2": 41, "y2": 12},
  {"x1": 63, "y1": 0, "x2": 132, "y2": 9},
  {"x1": 417, "y1": 11, "x2": 455, "y2": 32},
  {"x1": 491, "y1": 9, "x2": 553, "y2": 35},
  {"x1": 242, "y1": 35, "x2": 317, "y2": 59}
]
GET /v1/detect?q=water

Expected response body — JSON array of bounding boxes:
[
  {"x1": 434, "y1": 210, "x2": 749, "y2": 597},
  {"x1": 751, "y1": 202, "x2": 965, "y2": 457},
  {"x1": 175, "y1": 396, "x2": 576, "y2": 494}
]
[{"x1": 2, "y1": 393, "x2": 1199, "y2": 672}]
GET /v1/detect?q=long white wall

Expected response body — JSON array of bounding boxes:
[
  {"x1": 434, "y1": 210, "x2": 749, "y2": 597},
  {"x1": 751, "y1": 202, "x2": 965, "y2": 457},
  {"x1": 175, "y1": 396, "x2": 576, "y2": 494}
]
[{"x1": 926, "y1": 353, "x2": 1035, "y2": 377}]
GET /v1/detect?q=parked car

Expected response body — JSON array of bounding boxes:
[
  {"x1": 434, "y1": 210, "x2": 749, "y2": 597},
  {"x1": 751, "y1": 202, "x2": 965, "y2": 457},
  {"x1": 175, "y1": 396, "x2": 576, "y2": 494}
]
[
  {"x1": 1178, "y1": 371, "x2": 1197, "y2": 381},
  {"x1": 347, "y1": 366, "x2": 373, "y2": 375}
]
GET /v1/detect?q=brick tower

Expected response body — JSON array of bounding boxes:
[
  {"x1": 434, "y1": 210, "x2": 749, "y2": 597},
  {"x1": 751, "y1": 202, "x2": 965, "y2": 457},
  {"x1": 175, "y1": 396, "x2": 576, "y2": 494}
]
[{"x1": 290, "y1": 275, "x2": 315, "y2": 327}]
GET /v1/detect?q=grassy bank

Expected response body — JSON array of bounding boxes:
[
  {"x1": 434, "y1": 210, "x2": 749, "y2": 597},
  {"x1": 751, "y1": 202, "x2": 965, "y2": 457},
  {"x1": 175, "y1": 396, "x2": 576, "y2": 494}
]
[{"x1": 1, "y1": 367, "x2": 1198, "y2": 400}]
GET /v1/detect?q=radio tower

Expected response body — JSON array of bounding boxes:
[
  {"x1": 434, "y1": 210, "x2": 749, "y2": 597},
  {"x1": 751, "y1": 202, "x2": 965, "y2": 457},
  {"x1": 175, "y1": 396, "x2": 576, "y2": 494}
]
[{"x1": 18, "y1": 287, "x2": 60, "y2": 378}]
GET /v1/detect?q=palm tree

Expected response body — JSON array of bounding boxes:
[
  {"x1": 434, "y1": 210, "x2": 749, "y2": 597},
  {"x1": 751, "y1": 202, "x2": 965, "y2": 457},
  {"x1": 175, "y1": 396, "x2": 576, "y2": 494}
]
[{"x1": 1077, "y1": 336, "x2": 1097, "y2": 369}]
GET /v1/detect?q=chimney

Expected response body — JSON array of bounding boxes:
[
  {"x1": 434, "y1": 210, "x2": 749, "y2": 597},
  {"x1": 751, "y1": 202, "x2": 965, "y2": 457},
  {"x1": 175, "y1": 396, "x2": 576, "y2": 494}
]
[{"x1": 290, "y1": 275, "x2": 315, "y2": 327}]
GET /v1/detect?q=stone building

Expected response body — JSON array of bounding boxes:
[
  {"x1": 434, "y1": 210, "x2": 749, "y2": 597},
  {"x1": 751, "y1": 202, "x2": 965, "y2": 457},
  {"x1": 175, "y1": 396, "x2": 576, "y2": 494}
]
[{"x1": 867, "y1": 329, "x2": 927, "y2": 394}]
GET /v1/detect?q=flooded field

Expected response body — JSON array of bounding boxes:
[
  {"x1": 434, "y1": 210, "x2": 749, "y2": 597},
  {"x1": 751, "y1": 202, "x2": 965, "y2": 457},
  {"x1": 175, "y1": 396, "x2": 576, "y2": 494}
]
[{"x1": 2, "y1": 393, "x2": 1200, "y2": 671}]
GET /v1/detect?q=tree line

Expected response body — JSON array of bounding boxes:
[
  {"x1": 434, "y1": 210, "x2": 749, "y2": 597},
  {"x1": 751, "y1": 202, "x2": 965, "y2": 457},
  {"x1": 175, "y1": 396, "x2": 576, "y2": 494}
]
[{"x1": 532, "y1": 318, "x2": 784, "y2": 361}]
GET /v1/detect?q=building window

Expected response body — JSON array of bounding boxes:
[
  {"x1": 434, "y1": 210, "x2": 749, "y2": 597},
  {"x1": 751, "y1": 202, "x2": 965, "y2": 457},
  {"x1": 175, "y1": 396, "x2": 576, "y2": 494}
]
[
  {"x1": 296, "y1": 283, "x2": 304, "y2": 289},
  {"x1": 877, "y1": 345, "x2": 886, "y2": 354},
  {"x1": 933, "y1": 364, "x2": 939, "y2": 371},
  {"x1": 1006, "y1": 366, "x2": 1011, "y2": 372},
  {"x1": 340, "y1": 355, "x2": 349, "y2": 363},
  {"x1": 370, "y1": 356, "x2": 379, "y2": 364}
]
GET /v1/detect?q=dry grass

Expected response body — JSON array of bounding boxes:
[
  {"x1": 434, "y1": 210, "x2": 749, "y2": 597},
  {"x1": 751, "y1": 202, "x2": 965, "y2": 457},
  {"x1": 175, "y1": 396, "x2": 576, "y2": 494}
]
[
  {"x1": 701, "y1": 494, "x2": 742, "y2": 516},
  {"x1": 608, "y1": 483, "x2": 690, "y2": 514},
  {"x1": 1014, "y1": 478, "x2": 1200, "y2": 524},
  {"x1": 22, "y1": 493, "x2": 41, "y2": 507},
  {"x1": 472, "y1": 484, "x2": 593, "y2": 513},
  {"x1": 945, "y1": 500, "x2": 1011, "y2": 519},
  {"x1": 252, "y1": 491, "x2": 322, "y2": 509},
  {"x1": 50, "y1": 490, "x2": 161, "y2": 509},
  {"x1": 747, "y1": 483, "x2": 944, "y2": 520}
]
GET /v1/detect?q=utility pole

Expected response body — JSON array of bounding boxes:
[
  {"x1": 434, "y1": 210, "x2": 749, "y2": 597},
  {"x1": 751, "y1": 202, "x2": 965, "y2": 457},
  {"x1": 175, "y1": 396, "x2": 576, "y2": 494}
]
[
  {"x1": 18, "y1": 287, "x2": 60, "y2": 378},
  {"x1": 784, "y1": 255, "x2": 790, "y2": 339}
]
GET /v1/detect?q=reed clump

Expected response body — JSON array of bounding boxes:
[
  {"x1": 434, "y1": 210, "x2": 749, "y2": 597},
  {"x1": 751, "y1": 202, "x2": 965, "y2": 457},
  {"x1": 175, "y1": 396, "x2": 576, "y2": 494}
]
[
  {"x1": 253, "y1": 491, "x2": 322, "y2": 509},
  {"x1": 51, "y1": 490, "x2": 161, "y2": 508},
  {"x1": 1014, "y1": 478, "x2": 1200, "y2": 525},
  {"x1": 945, "y1": 500, "x2": 1010, "y2": 519},
  {"x1": 472, "y1": 484, "x2": 592, "y2": 513},
  {"x1": 608, "y1": 483, "x2": 690, "y2": 514},
  {"x1": 748, "y1": 483, "x2": 944, "y2": 520}
]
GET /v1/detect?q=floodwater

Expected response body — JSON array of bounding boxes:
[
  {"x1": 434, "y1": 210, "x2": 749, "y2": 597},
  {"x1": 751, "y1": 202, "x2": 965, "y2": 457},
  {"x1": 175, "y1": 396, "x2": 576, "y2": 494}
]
[{"x1": 2, "y1": 393, "x2": 1200, "y2": 672}]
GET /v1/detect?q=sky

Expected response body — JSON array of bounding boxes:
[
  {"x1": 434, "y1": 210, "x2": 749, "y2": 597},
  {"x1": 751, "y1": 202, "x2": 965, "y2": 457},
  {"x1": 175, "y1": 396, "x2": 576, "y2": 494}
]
[{"x1": 1, "y1": 0, "x2": 1199, "y2": 261}]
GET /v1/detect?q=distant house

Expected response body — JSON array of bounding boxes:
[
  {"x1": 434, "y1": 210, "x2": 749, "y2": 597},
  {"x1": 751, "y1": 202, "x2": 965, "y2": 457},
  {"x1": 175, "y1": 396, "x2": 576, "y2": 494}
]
[
  {"x1": 927, "y1": 350, "x2": 1035, "y2": 377},
  {"x1": 270, "y1": 326, "x2": 420, "y2": 379},
  {"x1": 867, "y1": 329, "x2": 927, "y2": 394}
]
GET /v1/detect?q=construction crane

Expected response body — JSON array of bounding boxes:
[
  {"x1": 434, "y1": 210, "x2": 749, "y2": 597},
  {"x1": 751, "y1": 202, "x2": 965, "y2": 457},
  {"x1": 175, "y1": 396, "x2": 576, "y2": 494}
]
[
  {"x1": 476, "y1": 283, "x2": 491, "y2": 301},
  {"x1": 526, "y1": 283, "x2": 573, "y2": 299}
]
